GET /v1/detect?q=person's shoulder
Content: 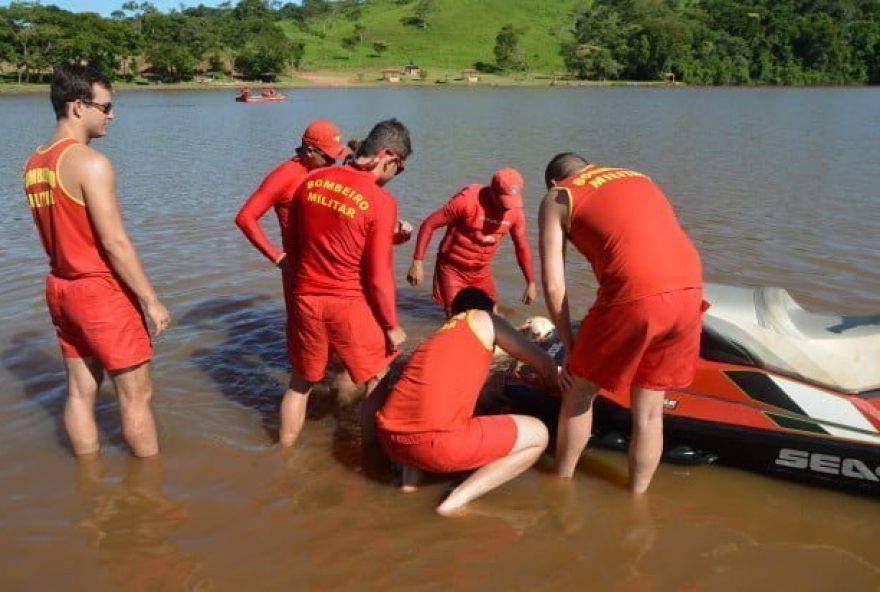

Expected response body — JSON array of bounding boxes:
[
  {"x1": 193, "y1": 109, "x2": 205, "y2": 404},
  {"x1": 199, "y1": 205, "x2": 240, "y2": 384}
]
[
  {"x1": 465, "y1": 310, "x2": 495, "y2": 348},
  {"x1": 65, "y1": 143, "x2": 113, "y2": 177},
  {"x1": 454, "y1": 184, "x2": 481, "y2": 199},
  {"x1": 273, "y1": 157, "x2": 309, "y2": 176}
]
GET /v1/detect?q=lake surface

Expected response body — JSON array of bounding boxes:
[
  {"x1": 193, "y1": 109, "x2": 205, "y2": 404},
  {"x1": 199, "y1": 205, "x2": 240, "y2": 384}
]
[{"x1": 1, "y1": 87, "x2": 879, "y2": 591}]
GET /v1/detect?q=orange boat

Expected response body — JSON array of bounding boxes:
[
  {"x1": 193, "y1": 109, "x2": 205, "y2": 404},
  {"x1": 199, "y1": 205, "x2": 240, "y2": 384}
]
[{"x1": 235, "y1": 88, "x2": 287, "y2": 103}]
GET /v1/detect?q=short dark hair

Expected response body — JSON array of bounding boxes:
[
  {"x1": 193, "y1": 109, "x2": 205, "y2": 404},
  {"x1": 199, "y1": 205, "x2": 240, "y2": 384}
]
[
  {"x1": 356, "y1": 118, "x2": 412, "y2": 160},
  {"x1": 450, "y1": 287, "x2": 495, "y2": 315},
  {"x1": 544, "y1": 152, "x2": 589, "y2": 188},
  {"x1": 50, "y1": 63, "x2": 112, "y2": 121}
]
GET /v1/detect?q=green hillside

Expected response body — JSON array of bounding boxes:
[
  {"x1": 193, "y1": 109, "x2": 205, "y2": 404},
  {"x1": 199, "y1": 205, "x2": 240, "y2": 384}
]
[{"x1": 280, "y1": 0, "x2": 584, "y2": 73}]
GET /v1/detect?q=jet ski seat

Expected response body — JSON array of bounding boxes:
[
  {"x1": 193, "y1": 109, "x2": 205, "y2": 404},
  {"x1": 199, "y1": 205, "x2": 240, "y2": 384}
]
[{"x1": 702, "y1": 284, "x2": 880, "y2": 393}]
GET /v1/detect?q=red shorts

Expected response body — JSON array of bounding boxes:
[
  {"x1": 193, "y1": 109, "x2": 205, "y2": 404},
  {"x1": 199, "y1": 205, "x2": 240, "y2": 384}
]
[
  {"x1": 433, "y1": 261, "x2": 497, "y2": 314},
  {"x1": 289, "y1": 294, "x2": 398, "y2": 384},
  {"x1": 568, "y1": 288, "x2": 704, "y2": 392},
  {"x1": 378, "y1": 414, "x2": 517, "y2": 473},
  {"x1": 45, "y1": 273, "x2": 152, "y2": 372}
]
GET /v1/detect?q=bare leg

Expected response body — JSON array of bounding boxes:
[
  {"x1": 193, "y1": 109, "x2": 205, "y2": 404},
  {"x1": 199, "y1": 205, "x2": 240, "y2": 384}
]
[
  {"x1": 111, "y1": 362, "x2": 159, "y2": 458},
  {"x1": 628, "y1": 386, "x2": 665, "y2": 494},
  {"x1": 400, "y1": 465, "x2": 422, "y2": 493},
  {"x1": 64, "y1": 357, "x2": 104, "y2": 456},
  {"x1": 555, "y1": 376, "x2": 599, "y2": 478},
  {"x1": 436, "y1": 415, "x2": 548, "y2": 516},
  {"x1": 279, "y1": 370, "x2": 313, "y2": 447},
  {"x1": 358, "y1": 369, "x2": 390, "y2": 445}
]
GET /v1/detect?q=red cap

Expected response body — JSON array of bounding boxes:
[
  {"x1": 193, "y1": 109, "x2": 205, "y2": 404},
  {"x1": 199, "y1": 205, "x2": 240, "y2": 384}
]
[
  {"x1": 301, "y1": 119, "x2": 350, "y2": 160},
  {"x1": 490, "y1": 167, "x2": 524, "y2": 209}
]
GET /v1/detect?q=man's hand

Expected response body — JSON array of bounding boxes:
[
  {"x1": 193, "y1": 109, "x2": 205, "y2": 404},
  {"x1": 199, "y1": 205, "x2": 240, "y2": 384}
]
[
  {"x1": 558, "y1": 356, "x2": 575, "y2": 393},
  {"x1": 386, "y1": 325, "x2": 407, "y2": 351},
  {"x1": 144, "y1": 299, "x2": 171, "y2": 337},
  {"x1": 522, "y1": 281, "x2": 537, "y2": 305},
  {"x1": 394, "y1": 219, "x2": 414, "y2": 244},
  {"x1": 407, "y1": 260, "x2": 424, "y2": 286}
]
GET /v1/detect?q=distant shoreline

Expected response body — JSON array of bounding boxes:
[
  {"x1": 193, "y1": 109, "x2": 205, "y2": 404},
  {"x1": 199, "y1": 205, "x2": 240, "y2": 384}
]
[{"x1": 0, "y1": 71, "x2": 686, "y2": 95}]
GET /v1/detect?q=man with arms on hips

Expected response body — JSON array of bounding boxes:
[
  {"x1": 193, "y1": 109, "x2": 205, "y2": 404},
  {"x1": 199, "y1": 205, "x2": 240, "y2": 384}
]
[
  {"x1": 23, "y1": 64, "x2": 171, "y2": 458},
  {"x1": 279, "y1": 118, "x2": 411, "y2": 447},
  {"x1": 539, "y1": 153, "x2": 704, "y2": 493},
  {"x1": 407, "y1": 168, "x2": 536, "y2": 315},
  {"x1": 376, "y1": 287, "x2": 557, "y2": 516}
]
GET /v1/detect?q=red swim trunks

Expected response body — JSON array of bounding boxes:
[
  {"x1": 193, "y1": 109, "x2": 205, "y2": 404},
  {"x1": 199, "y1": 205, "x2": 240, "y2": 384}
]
[
  {"x1": 379, "y1": 414, "x2": 517, "y2": 473},
  {"x1": 45, "y1": 273, "x2": 152, "y2": 372},
  {"x1": 289, "y1": 294, "x2": 398, "y2": 384},
  {"x1": 568, "y1": 288, "x2": 704, "y2": 392},
  {"x1": 432, "y1": 261, "x2": 497, "y2": 314}
]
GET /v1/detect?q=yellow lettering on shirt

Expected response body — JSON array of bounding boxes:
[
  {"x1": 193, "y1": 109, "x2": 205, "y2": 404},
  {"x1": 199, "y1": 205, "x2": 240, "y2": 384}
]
[
  {"x1": 307, "y1": 191, "x2": 357, "y2": 219},
  {"x1": 305, "y1": 180, "x2": 371, "y2": 212},
  {"x1": 24, "y1": 167, "x2": 59, "y2": 208},
  {"x1": 587, "y1": 169, "x2": 645, "y2": 189}
]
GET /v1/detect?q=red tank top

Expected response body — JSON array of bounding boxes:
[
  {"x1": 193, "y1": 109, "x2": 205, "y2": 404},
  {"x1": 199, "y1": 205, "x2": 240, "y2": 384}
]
[
  {"x1": 23, "y1": 138, "x2": 112, "y2": 278},
  {"x1": 560, "y1": 164, "x2": 702, "y2": 305},
  {"x1": 376, "y1": 311, "x2": 494, "y2": 441}
]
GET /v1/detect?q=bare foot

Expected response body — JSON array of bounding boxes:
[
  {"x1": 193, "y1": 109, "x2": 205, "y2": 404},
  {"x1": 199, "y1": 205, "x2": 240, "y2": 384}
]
[{"x1": 435, "y1": 500, "x2": 468, "y2": 517}]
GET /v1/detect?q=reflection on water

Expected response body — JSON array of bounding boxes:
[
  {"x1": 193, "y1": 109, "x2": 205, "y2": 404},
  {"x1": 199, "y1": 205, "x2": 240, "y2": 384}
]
[
  {"x1": 75, "y1": 457, "x2": 212, "y2": 591},
  {"x1": 1, "y1": 87, "x2": 879, "y2": 589}
]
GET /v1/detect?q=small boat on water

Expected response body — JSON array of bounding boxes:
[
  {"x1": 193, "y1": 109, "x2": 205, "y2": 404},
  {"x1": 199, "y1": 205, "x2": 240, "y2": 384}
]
[
  {"x1": 503, "y1": 283, "x2": 880, "y2": 496},
  {"x1": 235, "y1": 88, "x2": 287, "y2": 103}
]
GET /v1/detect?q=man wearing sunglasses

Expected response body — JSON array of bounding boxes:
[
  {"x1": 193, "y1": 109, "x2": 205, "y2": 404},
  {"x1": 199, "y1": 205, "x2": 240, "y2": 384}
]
[
  {"x1": 407, "y1": 168, "x2": 537, "y2": 315},
  {"x1": 278, "y1": 118, "x2": 411, "y2": 448},
  {"x1": 22, "y1": 64, "x2": 171, "y2": 458}
]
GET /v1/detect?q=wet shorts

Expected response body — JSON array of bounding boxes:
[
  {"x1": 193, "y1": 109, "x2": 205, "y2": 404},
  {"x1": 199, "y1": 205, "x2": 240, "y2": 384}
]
[
  {"x1": 378, "y1": 414, "x2": 517, "y2": 473},
  {"x1": 289, "y1": 294, "x2": 398, "y2": 384},
  {"x1": 433, "y1": 261, "x2": 497, "y2": 314},
  {"x1": 568, "y1": 288, "x2": 704, "y2": 392},
  {"x1": 45, "y1": 273, "x2": 152, "y2": 372}
]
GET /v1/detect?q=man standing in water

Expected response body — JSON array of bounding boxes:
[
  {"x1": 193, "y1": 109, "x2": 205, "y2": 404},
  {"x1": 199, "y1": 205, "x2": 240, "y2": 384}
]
[
  {"x1": 376, "y1": 288, "x2": 556, "y2": 516},
  {"x1": 539, "y1": 153, "x2": 704, "y2": 493},
  {"x1": 23, "y1": 64, "x2": 171, "y2": 457},
  {"x1": 279, "y1": 119, "x2": 411, "y2": 447},
  {"x1": 407, "y1": 168, "x2": 536, "y2": 314}
]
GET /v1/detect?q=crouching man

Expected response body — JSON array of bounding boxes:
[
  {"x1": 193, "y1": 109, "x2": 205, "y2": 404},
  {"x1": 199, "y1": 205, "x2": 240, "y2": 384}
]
[{"x1": 375, "y1": 287, "x2": 557, "y2": 516}]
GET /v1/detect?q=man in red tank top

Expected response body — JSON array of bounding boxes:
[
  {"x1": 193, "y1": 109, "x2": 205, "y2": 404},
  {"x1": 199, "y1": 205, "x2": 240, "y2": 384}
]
[
  {"x1": 376, "y1": 287, "x2": 557, "y2": 515},
  {"x1": 22, "y1": 64, "x2": 171, "y2": 458},
  {"x1": 406, "y1": 168, "x2": 536, "y2": 314},
  {"x1": 539, "y1": 152, "x2": 704, "y2": 493},
  {"x1": 278, "y1": 119, "x2": 411, "y2": 448}
]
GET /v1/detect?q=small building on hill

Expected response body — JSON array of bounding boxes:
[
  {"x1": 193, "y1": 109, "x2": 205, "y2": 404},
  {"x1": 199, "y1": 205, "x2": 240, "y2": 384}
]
[
  {"x1": 461, "y1": 69, "x2": 480, "y2": 84},
  {"x1": 382, "y1": 67, "x2": 402, "y2": 83},
  {"x1": 403, "y1": 64, "x2": 421, "y2": 79}
]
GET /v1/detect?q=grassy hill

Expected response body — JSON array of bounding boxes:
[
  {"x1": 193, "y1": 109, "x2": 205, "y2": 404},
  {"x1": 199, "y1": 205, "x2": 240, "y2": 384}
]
[{"x1": 280, "y1": 0, "x2": 584, "y2": 74}]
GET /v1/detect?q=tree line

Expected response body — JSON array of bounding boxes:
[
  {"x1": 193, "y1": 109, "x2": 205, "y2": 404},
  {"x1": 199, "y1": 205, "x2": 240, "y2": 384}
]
[
  {"x1": 562, "y1": 0, "x2": 880, "y2": 85},
  {"x1": 0, "y1": 0, "x2": 305, "y2": 82},
  {"x1": 1, "y1": 0, "x2": 878, "y2": 85}
]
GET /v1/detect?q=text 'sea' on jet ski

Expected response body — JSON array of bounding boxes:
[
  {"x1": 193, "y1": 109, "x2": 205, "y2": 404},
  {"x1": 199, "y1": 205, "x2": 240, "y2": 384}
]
[{"x1": 503, "y1": 284, "x2": 880, "y2": 497}]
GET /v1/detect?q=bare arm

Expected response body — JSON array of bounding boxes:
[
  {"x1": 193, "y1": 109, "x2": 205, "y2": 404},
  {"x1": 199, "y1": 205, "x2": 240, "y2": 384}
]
[
  {"x1": 492, "y1": 315, "x2": 557, "y2": 385},
  {"x1": 538, "y1": 189, "x2": 573, "y2": 352},
  {"x1": 78, "y1": 150, "x2": 170, "y2": 335}
]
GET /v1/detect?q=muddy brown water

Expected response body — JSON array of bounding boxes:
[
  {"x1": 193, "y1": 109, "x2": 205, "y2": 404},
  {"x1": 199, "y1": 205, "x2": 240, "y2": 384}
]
[{"x1": 1, "y1": 87, "x2": 878, "y2": 591}]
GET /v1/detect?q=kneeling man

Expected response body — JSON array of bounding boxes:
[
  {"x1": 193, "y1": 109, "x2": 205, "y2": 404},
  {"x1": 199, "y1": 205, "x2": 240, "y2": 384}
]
[{"x1": 376, "y1": 288, "x2": 557, "y2": 516}]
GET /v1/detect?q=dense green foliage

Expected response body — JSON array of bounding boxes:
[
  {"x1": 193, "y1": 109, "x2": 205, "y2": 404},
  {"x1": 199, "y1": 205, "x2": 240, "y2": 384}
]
[
  {"x1": 0, "y1": 0, "x2": 303, "y2": 82},
  {"x1": 0, "y1": 0, "x2": 877, "y2": 84},
  {"x1": 563, "y1": 0, "x2": 880, "y2": 84}
]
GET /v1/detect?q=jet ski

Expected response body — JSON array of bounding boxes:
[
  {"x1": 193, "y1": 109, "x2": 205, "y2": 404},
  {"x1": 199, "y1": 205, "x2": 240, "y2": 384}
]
[{"x1": 502, "y1": 283, "x2": 880, "y2": 496}]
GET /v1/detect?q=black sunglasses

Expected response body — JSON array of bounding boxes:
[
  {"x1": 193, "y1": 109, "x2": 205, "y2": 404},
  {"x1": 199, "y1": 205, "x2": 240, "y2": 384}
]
[{"x1": 81, "y1": 99, "x2": 113, "y2": 115}]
